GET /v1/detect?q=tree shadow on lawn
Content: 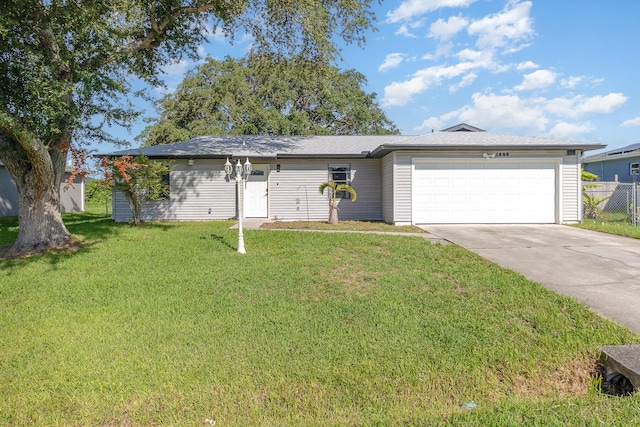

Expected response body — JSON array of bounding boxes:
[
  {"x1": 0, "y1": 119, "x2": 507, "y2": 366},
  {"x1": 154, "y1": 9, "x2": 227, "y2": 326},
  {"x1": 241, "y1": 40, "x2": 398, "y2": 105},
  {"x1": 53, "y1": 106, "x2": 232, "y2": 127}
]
[{"x1": 0, "y1": 212, "x2": 172, "y2": 270}]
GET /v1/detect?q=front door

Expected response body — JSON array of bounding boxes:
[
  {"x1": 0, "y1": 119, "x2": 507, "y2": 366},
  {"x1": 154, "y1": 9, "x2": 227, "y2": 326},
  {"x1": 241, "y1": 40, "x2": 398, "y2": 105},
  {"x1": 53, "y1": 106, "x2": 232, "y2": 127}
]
[{"x1": 244, "y1": 164, "x2": 269, "y2": 218}]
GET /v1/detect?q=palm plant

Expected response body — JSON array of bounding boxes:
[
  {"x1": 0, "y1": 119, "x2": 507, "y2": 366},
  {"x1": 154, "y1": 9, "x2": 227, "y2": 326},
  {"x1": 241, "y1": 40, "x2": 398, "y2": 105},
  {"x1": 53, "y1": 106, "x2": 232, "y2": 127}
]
[
  {"x1": 581, "y1": 169, "x2": 608, "y2": 220},
  {"x1": 319, "y1": 181, "x2": 357, "y2": 224}
]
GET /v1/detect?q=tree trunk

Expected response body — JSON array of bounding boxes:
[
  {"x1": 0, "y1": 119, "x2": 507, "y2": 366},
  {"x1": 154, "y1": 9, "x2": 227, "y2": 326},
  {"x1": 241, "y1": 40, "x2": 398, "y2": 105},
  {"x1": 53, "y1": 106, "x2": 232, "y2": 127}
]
[
  {"x1": 328, "y1": 200, "x2": 339, "y2": 224},
  {"x1": 4, "y1": 147, "x2": 72, "y2": 256}
]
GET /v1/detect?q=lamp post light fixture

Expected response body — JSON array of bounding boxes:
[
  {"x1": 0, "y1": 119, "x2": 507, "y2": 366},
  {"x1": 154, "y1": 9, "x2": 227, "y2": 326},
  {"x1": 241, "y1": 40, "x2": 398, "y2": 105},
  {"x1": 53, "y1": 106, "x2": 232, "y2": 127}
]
[{"x1": 224, "y1": 157, "x2": 252, "y2": 253}]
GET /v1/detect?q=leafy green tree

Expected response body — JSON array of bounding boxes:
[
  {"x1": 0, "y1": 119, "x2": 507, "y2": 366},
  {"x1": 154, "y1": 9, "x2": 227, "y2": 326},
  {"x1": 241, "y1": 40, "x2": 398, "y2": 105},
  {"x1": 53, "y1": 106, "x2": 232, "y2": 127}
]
[
  {"x1": 85, "y1": 179, "x2": 112, "y2": 205},
  {"x1": 0, "y1": 0, "x2": 375, "y2": 256},
  {"x1": 102, "y1": 154, "x2": 170, "y2": 226},
  {"x1": 319, "y1": 181, "x2": 357, "y2": 224},
  {"x1": 138, "y1": 54, "x2": 398, "y2": 145}
]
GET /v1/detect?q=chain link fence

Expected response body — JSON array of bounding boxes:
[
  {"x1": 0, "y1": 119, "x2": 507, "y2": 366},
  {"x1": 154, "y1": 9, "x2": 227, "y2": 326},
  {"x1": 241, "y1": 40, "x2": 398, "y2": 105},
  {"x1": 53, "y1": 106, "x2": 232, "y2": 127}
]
[{"x1": 583, "y1": 181, "x2": 640, "y2": 225}]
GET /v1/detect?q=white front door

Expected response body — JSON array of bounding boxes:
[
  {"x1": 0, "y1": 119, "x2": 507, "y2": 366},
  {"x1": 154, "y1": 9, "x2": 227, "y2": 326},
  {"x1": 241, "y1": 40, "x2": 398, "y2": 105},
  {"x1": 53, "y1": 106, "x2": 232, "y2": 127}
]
[{"x1": 244, "y1": 164, "x2": 269, "y2": 218}]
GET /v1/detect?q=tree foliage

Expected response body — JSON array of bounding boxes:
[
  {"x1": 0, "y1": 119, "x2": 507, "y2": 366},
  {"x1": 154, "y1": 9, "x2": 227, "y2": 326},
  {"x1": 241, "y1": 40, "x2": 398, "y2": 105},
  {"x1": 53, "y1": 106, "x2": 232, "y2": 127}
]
[
  {"x1": 85, "y1": 179, "x2": 112, "y2": 205},
  {"x1": 138, "y1": 54, "x2": 398, "y2": 145},
  {"x1": 0, "y1": 0, "x2": 375, "y2": 255},
  {"x1": 102, "y1": 154, "x2": 170, "y2": 226}
]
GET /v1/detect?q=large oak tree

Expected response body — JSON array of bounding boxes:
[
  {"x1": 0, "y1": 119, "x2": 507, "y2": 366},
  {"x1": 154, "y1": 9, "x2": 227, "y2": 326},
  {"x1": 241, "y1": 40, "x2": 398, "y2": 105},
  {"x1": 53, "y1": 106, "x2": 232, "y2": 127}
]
[
  {"x1": 0, "y1": 0, "x2": 375, "y2": 256},
  {"x1": 137, "y1": 54, "x2": 398, "y2": 146}
]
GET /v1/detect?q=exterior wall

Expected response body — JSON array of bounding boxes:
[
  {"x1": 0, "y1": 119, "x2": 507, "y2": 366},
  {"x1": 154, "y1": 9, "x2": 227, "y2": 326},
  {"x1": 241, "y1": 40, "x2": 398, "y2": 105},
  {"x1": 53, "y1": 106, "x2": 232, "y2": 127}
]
[
  {"x1": 60, "y1": 174, "x2": 85, "y2": 213},
  {"x1": 381, "y1": 153, "x2": 394, "y2": 223},
  {"x1": 113, "y1": 160, "x2": 235, "y2": 222},
  {"x1": 110, "y1": 151, "x2": 583, "y2": 225},
  {"x1": 113, "y1": 158, "x2": 383, "y2": 222},
  {"x1": 0, "y1": 166, "x2": 18, "y2": 216},
  {"x1": 391, "y1": 153, "x2": 414, "y2": 224},
  {"x1": 583, "y1": 156, "x2": 640, "y2": 183},
  {"x1": 269, "y1": 159, "x2": 382, "y2": 221},
  {"x1": 560, "y1": 152, "x2": 581, "y2": 223},
  {"x1": 391, "y1": 150, "x2": 578, "y2": 225},
  {"x1": 0, "y1": 165, "x2": 84, "y2": 216}
]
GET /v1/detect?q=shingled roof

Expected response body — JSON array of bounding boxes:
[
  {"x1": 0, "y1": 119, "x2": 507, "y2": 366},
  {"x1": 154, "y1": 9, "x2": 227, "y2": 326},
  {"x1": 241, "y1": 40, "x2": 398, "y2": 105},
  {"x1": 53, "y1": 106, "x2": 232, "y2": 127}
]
[
  {"x1": 103, "y1": 128, "x2": 604, "y2": 159},
  {"x1": 583, "y1": 142, "x2": 640, "y2": 162}
]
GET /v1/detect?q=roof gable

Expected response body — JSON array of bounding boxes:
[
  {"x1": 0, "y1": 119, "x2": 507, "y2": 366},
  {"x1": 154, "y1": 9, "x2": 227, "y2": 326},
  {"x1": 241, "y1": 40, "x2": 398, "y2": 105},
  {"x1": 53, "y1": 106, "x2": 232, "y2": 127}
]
[{"x1": 440, "y1": 123, "x2": 486, "y2": 132}]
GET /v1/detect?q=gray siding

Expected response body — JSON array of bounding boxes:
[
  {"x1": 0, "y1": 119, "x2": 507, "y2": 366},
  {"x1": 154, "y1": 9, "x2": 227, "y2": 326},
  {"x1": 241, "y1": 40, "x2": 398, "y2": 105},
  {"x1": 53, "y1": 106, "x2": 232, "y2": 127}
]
[
  {"x1": 1, "y1": 166, "x2": 83, "y2": 216},
  {"x1": 392, "y1": 153, "x2": 413, "y2": 224},
  {"x1": 113, "y1": 158, "x2": 384, "y2": 222},
  {"x1": 169, "y1": 160, "x2": 235, "y2": 220},
  {"x1": 268, "y1": 160, "x2": 329, "y2": 221},
  {"x1": 381, "y1": 153, "x2": 394, "y2": 223},
  {"x1": 561, "y1": 153, "x2": 580, "y2": 223},
  {"x1": 113, "y1": 160, "x2": 235, "y2": 222},
  {"x1": 269, "y1": 159, "x2": 382, "y2": 221},
  {"x1": 60, "y1": 174, "x2": 84, "y2": 213},
  {"x1": 0, "y1": 166, "x2": 18, "y2": 216}
]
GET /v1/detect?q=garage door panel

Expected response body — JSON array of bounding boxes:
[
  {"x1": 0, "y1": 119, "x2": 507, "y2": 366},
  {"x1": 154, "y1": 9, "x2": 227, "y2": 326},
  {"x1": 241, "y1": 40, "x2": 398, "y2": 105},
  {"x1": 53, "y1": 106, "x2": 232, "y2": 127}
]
[{"x1": 413, "y1": 161, "x2": 556, "y2": 224}]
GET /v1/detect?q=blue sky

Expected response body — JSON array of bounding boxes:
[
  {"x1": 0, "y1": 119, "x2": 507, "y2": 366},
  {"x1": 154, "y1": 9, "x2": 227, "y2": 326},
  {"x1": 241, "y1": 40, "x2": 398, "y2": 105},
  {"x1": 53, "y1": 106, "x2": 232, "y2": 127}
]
[{"x1": 102, "y1": 0, "x2": 640, "y2": 155}]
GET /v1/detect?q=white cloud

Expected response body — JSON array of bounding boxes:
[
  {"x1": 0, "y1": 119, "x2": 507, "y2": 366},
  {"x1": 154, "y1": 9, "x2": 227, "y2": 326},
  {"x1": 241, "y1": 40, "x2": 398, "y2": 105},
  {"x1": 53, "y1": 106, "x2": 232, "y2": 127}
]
[
  {"x1": 547, "y1": 122, "x2": 595, "y2": 138},
  {"x1": 467, "y1": 1, "x2": 534, "y2": 51},
  {"x1": 415, "y1": 91, "x2": 627, "y2": 135},
  {"x1": 382, "y1": 62, "x2": 477, "y2": 106},
  {"x1": 387, "y1": 0, "x2": 478, "y2": 23},
  {"x1": 161, "y1": 59, "x2": 190, "y2": 77},
  {"x1": 514, "y1": 69, "x2": 557, "y2": 91},
  {"x1": 429, "y1": 15, "x2": 469, "y2": 41},
  {"x1": 379, "y1": 53, "x2": 407, "y2": 72},
  {"x1": 516, "y1": 61, "x2": 538, "y2": 70},
  {"x1": 205, "y1": 26, "x2": 227, "y2": 42},
  {"x1": 457, "y1": 92, "x2": 549, "y2": 132},
  {"x1": 560, "y1": 76, "x2": 583, "y2": 89},
  {"x1": 449, "y1": 73, "x2": 478, "y2": 92},
  {"x1": 622, "y1": 116, "x2": 640, "y2": 126},
  {"x1": 415, "y1": 117, "x2": 445, "y2": 133},
  {"x1": 542, "y1": 93, "x2": 627, "y2": 118},
  {"x1": 455, "y1": 48, "x2": 496, "y2": 68},
  {"x1": 395, "y1": 24, "x2": 417, "y2": 38},
  {"x1": 576, "y1": 93, "x2": 628, "y2": 114}
]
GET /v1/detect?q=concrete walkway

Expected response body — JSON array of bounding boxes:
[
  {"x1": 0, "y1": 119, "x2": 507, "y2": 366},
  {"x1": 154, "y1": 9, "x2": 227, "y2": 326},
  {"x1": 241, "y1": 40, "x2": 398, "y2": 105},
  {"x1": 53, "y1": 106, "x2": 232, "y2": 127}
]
[
  {"x1": 421, "y1": 224, "x2": 640, "y2": 335},
  {"x1": 231, "y1": 219, "x2": 449, "y2": 243}
]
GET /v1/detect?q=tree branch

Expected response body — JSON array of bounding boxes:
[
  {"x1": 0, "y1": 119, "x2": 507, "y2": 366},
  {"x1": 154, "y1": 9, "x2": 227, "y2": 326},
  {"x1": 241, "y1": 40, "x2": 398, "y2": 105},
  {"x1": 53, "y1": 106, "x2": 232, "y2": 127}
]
[{"x1": 115, "y1": 2, "x2": 223, "y2": 57}]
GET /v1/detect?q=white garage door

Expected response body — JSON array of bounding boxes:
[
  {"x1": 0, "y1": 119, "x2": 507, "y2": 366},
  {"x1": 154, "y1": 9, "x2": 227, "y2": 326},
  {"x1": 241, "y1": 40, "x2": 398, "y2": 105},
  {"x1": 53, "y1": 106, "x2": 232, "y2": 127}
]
[{"x1": 412, "y1": 160, "x2": 557, "y2": 224}]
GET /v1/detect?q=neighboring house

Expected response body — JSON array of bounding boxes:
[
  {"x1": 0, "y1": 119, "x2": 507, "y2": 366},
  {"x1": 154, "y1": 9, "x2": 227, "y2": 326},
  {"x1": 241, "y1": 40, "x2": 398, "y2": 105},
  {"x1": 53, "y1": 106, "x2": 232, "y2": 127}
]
[
  {"x1": 583, "y1": 143, "x2": 640, "y2": 183},
  {"x1": 0, "y1": 162, "x2": 85, "y2": 217},
  {"x1": 104, "y1": 124, "x2": 604, "y2": 225}
]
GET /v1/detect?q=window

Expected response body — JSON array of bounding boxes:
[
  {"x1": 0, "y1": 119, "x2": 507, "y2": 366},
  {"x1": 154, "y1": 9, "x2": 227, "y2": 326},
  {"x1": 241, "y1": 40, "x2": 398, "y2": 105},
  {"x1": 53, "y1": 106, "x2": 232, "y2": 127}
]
[
  {"x1": 631, "y1": 162, "x2": 640, "y2": 175},
  {"x1": 328, "y1": 164, "x2": 352, "y2": 199},
  {"x1": 156, "y1": 171, "x2": 170, "y2": 200}
]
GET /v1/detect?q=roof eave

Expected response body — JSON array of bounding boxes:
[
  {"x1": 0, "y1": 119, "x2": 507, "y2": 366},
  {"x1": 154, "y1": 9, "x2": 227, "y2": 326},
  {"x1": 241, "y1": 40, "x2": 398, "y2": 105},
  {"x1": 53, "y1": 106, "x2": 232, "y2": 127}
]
[{"x1": 369, "y1": 143, "x2": 605, "y2": 158}]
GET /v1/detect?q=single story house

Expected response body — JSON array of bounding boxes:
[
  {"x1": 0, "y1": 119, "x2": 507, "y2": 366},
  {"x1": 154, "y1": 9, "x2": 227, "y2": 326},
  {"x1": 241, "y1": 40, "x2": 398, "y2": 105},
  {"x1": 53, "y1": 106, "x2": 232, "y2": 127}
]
[
  {"x1": 105, "y1": 124, "x2": 604, "y2": 225},
  {"x1": 583, "y1": 143, "x2": 640, "y2": 183},
  {"x1": 0, "y1": 162, "x2": 85, "y2": 217}
]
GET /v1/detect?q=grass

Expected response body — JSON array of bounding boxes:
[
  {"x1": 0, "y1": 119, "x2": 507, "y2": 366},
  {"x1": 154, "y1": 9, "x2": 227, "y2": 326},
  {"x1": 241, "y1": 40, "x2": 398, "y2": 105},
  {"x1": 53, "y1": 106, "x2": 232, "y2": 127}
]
[
  {"x1": 260, "y1": 220, "x2": 425, "y2": 233},
  {"x1": 1, "y1": 212, "x2": 640, "y2": 425},
  {"x1": 573, "y1": 211, "x2": 640, "y2": 239}
]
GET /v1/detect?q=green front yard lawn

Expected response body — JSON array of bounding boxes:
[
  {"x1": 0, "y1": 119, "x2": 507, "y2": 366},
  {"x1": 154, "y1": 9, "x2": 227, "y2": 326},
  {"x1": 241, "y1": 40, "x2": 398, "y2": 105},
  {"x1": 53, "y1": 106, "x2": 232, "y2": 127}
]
[{"x1": 1, "y1": 213, "x2": 639, "y2": 425}]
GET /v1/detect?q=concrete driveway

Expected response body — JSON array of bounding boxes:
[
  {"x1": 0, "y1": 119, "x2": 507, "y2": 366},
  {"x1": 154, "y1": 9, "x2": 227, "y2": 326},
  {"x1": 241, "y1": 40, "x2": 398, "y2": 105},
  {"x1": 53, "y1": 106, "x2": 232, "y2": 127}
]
[{"x1": 422, "y1": 224, "x2": 640, "y2": 336}]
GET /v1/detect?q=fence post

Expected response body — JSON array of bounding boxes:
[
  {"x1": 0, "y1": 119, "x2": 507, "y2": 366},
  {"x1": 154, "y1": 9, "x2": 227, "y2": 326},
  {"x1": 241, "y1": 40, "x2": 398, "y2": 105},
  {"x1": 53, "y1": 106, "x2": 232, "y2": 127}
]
[{"x1": 634, "y1": 182, "x2": 638, "y2": 227}]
